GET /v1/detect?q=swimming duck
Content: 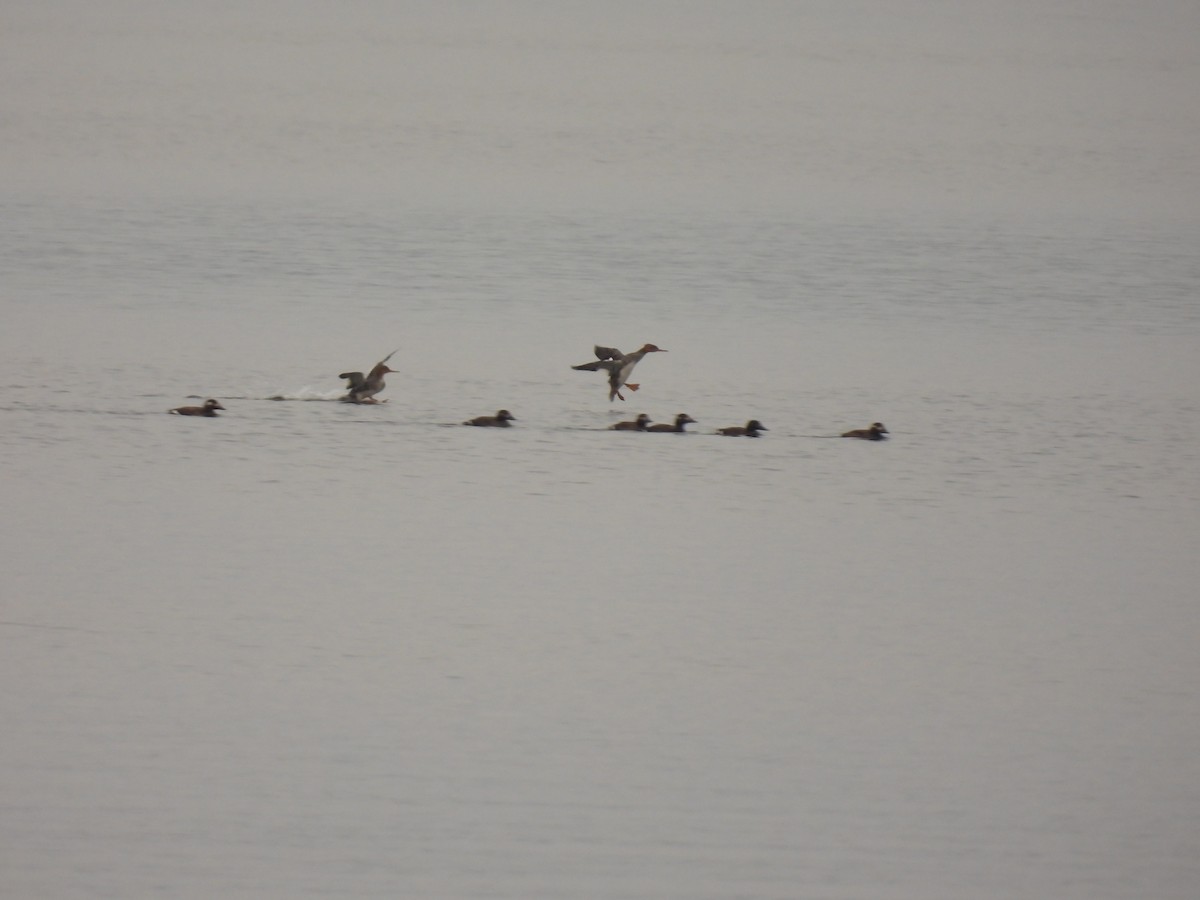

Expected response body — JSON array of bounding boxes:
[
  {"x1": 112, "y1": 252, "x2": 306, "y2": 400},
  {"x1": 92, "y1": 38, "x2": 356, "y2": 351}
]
[
  {"x1": 340, "y1": 349, "x2": 398, "y2": 403},
  {"x1": 717, "y1": 419, "x2": 767, "y2": 437},
  {"x1": 169, "y1": 399, "x2": 225, "y2": 417},
  {"x1": 647, "y1": 413, "x2": 696, "y2": 433},
  {"x1": 571, "y1": 344, "x2": 667, "y2": 402},
  {"x1": 610, "y1": 413, "x2": 652, "y2": 431},
  {"x1": 841, "y1": 422, "x2": 889, "y2": 440},
  {"x1": 464, "y1": 409, "x2": 516, "y2": 427}
]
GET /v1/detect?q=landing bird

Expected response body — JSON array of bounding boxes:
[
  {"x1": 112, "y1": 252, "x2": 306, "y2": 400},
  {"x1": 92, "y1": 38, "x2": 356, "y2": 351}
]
[
  {"x1": 169, "y1": 399, "x2": 225, "y2": 417},
  {"x1": 841, "y1": 422, "x2": 889, "y2": 440},
  {"x1": 340, "y1": 349, "x2": 398, "y2": 403},
  {"x1": 571, "y1": 344, "x2": 667, "y2": 402}
]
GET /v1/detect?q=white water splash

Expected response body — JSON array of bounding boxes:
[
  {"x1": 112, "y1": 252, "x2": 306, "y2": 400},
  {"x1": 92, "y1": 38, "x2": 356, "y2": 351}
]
[{"x1": 265, "y1": 386, "x2": 346, "y2": 402}]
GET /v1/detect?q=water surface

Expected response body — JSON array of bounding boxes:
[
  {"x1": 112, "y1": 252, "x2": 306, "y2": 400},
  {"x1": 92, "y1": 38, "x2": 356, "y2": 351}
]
[{"x1": 3, "y1": 4, "x2": 1199, "y2": 899}]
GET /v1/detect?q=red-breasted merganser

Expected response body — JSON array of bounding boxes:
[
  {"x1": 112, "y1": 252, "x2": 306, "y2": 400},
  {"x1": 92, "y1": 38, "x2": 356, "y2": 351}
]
[
  {"x1": 571, "y1": 344, "x2": 667, "y2": 402},
  {"x1": 841, "y1": 422, "x2": 889, "y2": 440},
  {"x1": 339, "y1": 349, "x2": 398, "y2": 403},
  {"x1": 169, "y1": 399, "x2": 225, "y2": 417},
  {"x1": 463, "y1": 409, "x2": 516, "y2": 427},
  {"x1": 610, "y1": 413, "x2": 652, "y2": 431},
  {"x1": 717, "y1": 419, "x2": 767, "y2": 437},
  {"x1": 647, "y1": 413, "x2": 696, "y2": 433}
]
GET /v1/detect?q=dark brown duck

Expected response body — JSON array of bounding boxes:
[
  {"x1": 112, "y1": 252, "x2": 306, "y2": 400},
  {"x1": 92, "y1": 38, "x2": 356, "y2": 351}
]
[
  {"x1": 647, "y1": 413, "x2": 696, "y2": 433},
  {"x1": 717, "y1": 419, "x2": 767, "y2": 437},
  {"x1": 464, "y1": 409, "x2": 516, "y2": 427},
  {"x1": 169, "y1": 399, "x2": 225, "y2": 417},
  {"x1": 841, "y1": 422, "x2": 888, "y2": 440},
  {"x1": 610, "y1": 413, "x2": 652, "y2": 431}
]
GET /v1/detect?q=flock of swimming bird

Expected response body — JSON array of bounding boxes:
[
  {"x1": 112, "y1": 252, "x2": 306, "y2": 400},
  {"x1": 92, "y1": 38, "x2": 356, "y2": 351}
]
[{"x1": 169, "y1": 342, "x2": 889, "y2": 441}]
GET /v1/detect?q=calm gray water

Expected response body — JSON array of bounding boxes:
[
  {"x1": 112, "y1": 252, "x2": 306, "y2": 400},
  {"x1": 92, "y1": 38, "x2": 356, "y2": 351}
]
[{"x1": 3, "y1": 4, "x2": 1199, "y2": 899}]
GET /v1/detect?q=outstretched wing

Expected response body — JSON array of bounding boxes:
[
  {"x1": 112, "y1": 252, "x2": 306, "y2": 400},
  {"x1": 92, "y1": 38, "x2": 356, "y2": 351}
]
[
  {"x1": 571, "y1": 358, "x2": 620, "y2": 373},
  {"x1": 572, "y1": 345, "x2": 625, "y2": 372},
  {"x1": 339, "y1": 371, "x2": 367, "y2": 390}
]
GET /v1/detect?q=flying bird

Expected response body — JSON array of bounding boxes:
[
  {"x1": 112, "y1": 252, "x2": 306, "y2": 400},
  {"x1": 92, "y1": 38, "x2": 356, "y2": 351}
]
[{"x1": 571, "y1": 343, "x2": 667, "y2": 402}]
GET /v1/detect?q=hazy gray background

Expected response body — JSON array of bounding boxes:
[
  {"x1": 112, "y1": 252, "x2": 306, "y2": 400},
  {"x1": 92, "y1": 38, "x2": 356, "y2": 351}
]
[{"x1": 6, "y1": 1, "x2": 1198, "y2": 215}]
